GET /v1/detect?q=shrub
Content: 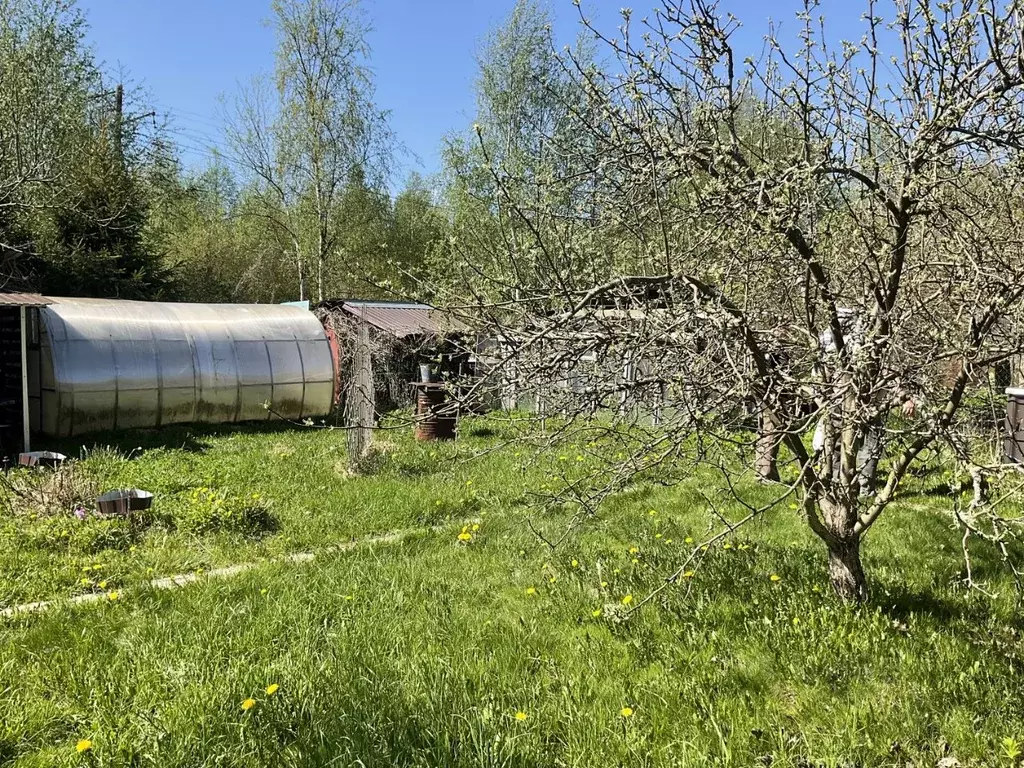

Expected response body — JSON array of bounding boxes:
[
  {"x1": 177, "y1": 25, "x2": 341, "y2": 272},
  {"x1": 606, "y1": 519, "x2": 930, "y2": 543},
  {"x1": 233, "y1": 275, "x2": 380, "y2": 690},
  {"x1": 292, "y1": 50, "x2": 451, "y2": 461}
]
[
  {"x1": 8, "y1": 515, "x2": 137, "y2": 553},
  {"x1": 2, "y1": 462, "x2": 100, "y2": 519},
  {"x1": 173, "y1": 487, "x2": 278, "y2": 536}
]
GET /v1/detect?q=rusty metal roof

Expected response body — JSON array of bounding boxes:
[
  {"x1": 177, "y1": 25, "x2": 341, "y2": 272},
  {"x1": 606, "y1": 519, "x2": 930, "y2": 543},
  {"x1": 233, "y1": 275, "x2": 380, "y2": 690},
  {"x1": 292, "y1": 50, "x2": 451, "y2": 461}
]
[
  {"x1": 0, "y1": 292, "x2": 52, "y2": 307},
  {"x1": 321, "y1": 299, "x2": 466, "y2": 338}
]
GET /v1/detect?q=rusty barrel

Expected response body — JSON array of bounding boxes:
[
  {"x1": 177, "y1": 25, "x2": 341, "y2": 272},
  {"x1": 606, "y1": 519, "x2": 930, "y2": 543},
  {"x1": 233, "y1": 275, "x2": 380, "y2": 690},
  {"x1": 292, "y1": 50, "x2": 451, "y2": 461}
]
[{"x1": 414, "y1": 384, "x2": 457, "y2": 441}]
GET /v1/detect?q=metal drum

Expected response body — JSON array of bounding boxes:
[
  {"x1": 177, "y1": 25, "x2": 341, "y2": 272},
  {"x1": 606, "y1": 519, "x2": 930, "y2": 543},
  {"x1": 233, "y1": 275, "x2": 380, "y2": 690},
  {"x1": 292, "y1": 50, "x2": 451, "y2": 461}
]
[{"x1": 414, "y1": 385, "x2": 457, "y2": 441}]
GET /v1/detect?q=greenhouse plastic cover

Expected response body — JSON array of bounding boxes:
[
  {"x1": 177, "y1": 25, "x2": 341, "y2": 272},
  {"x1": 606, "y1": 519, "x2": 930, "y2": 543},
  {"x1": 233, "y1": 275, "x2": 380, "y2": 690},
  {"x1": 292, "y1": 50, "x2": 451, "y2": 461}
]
[{"x1": 37, "y1": 298, "x2": 335, "y2": 436}]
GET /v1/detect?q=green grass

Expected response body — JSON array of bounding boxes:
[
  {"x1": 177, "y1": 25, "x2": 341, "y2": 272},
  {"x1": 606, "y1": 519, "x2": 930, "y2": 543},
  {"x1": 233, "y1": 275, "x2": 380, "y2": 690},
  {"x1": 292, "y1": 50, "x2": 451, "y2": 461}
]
[
  {"x1": 1, "y1": 418, "x2": 1022, "y2": 766},
  {"x1": 1, "y1": 420, "x2": 529, "y2": 608}
]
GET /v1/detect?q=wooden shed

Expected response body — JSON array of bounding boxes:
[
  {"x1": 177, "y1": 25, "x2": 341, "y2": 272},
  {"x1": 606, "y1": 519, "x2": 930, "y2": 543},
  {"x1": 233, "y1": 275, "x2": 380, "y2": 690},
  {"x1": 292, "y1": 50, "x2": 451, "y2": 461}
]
[
  {"x1": 314, "y1": 299, "x2": 471, "y2": 418},
  {"x1": 1006, "y1": 388, "x2": 1024, "y2": 465}
]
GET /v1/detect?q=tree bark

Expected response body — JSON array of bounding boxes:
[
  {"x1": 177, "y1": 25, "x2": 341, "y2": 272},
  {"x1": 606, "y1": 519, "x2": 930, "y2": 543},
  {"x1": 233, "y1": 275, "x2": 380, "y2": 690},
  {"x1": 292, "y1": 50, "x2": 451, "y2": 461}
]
[
  {"x1": 755, "y1": 411, "x2": 780, "y2": 483},
  {"x1": 827, "y1": 538, "x2": 868, "y2": 603},
  {"x1": 297, "y1": 263, "x2": 308, "y2": 302},
  {"x1": 294, "y1": 239, "x2": 308, "y2": 302}
]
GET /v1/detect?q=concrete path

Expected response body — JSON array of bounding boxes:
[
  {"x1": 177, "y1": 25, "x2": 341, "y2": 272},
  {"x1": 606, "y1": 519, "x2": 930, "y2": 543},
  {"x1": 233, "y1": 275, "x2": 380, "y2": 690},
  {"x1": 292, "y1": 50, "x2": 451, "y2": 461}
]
[{"x1": 1, "y1": 518, "x2": 477, "y2": 619}]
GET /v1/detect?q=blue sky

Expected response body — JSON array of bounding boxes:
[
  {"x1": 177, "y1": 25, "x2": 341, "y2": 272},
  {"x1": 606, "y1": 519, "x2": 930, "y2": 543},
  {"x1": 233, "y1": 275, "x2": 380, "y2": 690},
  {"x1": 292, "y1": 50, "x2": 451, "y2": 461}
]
[{"x1": 79, "y1": 0, "x2": 863, "y2": 188}]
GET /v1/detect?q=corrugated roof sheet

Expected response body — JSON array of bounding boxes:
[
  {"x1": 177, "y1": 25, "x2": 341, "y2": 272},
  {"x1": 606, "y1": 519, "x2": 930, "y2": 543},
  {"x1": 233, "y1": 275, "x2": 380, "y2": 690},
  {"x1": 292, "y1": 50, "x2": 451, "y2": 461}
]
[
  {"x1": 321, "y1": 299, "x2": 466, "y2": 338},
  {"x1": 0, "y1": 292, "x2": 52, "y2": 307}
]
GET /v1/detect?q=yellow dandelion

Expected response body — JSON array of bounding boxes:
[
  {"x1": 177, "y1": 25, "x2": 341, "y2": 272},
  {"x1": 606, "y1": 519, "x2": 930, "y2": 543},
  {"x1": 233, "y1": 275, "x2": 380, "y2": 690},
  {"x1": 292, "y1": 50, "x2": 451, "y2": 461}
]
[
  {"x1": 792, "y1": 617, "x2": 800, "y2": 626},
  {"x1": 80, "y1": 578, "x2": 90, "y2": 586},
  {"x1": 601, "y1": 580, "x2": 608, "y2": 587},
  {"x1": 770, "y1": 574, "x2": 782, "y2": 583},
  {"x1": 457, "y1": 532, "x2": 472, "y2": 542},
  {"x1": 722, "y1": 542, "x2": 733, "y2": 550},
  {"x1": 628, "y1": 546, "x2": 639, "y2": 555},
  {"x1": 620, "y1": 706, "x2": 634, "y2": 718},
  {"x1": 98, "y1": 580, "x2": 108, "y2": 589},
  {"x1": 515, "y1": 710, "x2": 528, "y2": 721},
  {"x1": 685, "y1": 537, "x2": 694, "y2": 544},
  {"x1": 465, "y1": 480, "x2": 473, "y2": 486},
  {"x1": 548, "y1": 575, "x2": 557, "y2": 583},
  {"x1": 472, "y1": 523, "x2": 480, "y2": 532},
  {"x1": 592, "y1": 608, "x2": 602, "y2": 618},
  {"x1": 107, "y1": 591, "x2": 119, "y2": 601},
  {"x1": 241, "y1": 698, "x2": 257, "y2": 711},
  {"x1": 621, "y1": 594, "x2": 633, "y2": 605},
  {"x1": 260, "y1": 588, "x2": 268, "y2": 595},
  {"x1": 683, "y1": 570, "x2": 695, "y2": 578},
  {"x1": 76, "y1": 739, "x2": 92, "y2": 754},
  {"x1": 665, "y1": 539, "x2": 673, "y2": 544},
  {"x1": 655, "y1": 533, "x2": 662, "y2": 539},
  {"x1": 525, "y1": 587, "x2": 537, "y2": 596},
  {"x1": 571, "y1": 559, "x2": 579, "y2": 568},
  {"x1": 648, "y1": 510, "x2": 657, "y2": 516},
  {"x1": 738, "y1": 543, "x2": 750, "y2": 551},
  {"x1": 265, "y1": 683, "x2": 279, "y2": 696},
  {"x1": 631, "y1": 558, "x2": 639, "y2": 565}
]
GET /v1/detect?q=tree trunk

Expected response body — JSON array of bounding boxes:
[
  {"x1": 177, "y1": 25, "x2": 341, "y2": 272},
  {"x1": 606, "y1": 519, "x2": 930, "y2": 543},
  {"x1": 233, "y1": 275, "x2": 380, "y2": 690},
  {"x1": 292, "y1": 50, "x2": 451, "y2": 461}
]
[
  {"x1": 827, "y1": 538, "x2": 868, "y2": 603},
  {"x1": 317, "y1": 255, "x2": 324, "y2": 304},
  {"x1": 755, "y1": 411, "x2": 780, "y2": 482},
  {"x1": 296, "y1": 247, "x2": 308, "y2": 302}
]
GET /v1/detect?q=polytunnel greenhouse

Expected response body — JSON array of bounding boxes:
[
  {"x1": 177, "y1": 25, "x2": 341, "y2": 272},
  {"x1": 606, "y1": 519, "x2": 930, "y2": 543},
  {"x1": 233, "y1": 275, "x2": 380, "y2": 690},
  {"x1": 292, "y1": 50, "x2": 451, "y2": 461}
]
[{"x1": 21, "y1": 297, "x2": 339, "y2": 438}]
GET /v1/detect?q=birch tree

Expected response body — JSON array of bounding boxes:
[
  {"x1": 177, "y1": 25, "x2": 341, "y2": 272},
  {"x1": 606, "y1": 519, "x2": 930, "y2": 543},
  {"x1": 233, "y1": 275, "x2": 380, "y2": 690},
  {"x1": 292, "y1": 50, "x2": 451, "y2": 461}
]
[{"x1": 226, "y1": 0, "x2": 392, "y2": 302}]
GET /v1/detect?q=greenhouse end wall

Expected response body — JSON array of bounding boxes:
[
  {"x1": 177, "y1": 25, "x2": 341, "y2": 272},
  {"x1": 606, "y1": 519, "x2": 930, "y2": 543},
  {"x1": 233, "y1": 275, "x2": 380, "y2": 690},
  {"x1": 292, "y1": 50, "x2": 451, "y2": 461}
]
[{"x1": 32, "y1": 298, "x2": 337, "y2": 437}]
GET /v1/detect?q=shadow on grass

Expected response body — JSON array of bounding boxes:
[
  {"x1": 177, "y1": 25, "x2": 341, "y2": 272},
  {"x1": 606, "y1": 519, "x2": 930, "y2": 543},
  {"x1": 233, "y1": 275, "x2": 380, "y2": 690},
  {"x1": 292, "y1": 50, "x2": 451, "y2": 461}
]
[
  {"x1": 876, "y1": 585, "x2": 977, "y2": 624},
  {"x1": 912, "y1": 480, "x2": 964, "y2": 499},
  {"x1": 263, "y1": 685, "x2": 551, "y2": 768},
  {"x1": 42, "y1": 421, "x2": 313, "y2": 460}
]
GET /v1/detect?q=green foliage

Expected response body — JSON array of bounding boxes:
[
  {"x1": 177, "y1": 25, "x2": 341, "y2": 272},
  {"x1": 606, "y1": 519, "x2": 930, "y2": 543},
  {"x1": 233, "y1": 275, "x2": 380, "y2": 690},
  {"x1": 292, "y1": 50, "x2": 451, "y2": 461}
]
[
  {"x1": 145, "y1": 159, "x2": 296, "y2": 303},
  {"x1": 39, "y1": 132, "x2": 173, "y2": 298},
  {"x1": 3, "y1": 513, "x2": 137, "y2": 554},
  {"x1": 173, "y1": 487, "x2": 277, "y2": 536},
  {"x1": 0, "y1": 0, "x2": 441, "y2": 303},
  {"x1": 0, "y1": 0, "x2": 176, "y2": 298},
  {"x1": 0, "y1": 422, "x2": 1022, "y2": 765},
  {"x1": 432, "y1": 0, "x2": 608, "y2": 307}
]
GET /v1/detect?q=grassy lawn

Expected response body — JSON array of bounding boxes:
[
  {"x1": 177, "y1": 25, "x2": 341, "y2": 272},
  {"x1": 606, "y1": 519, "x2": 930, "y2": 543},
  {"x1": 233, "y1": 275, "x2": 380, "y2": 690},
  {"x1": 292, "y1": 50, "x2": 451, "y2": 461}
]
[
  {"x1": 1, "y1": 421, "x2": 522, "y2": 608},
  {"x1": 1, "y1": 418, "x2": 1022, "y2": 766}
]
